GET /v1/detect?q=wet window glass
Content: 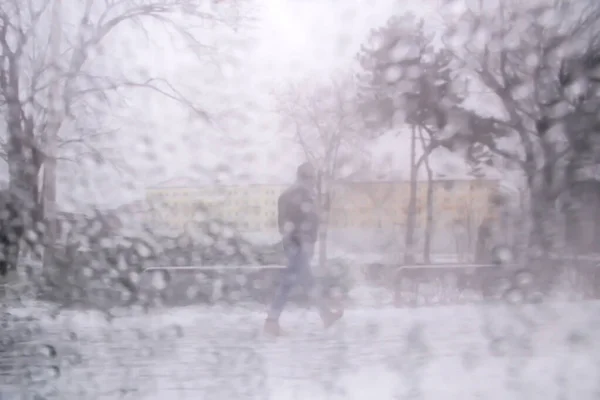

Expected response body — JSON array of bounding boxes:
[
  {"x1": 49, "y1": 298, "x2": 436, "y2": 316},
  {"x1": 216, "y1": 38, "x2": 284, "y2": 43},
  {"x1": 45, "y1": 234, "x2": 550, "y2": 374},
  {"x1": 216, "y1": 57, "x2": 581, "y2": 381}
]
[{"x1": 2, "y1": 0, "x2": 600, "y2": 399}]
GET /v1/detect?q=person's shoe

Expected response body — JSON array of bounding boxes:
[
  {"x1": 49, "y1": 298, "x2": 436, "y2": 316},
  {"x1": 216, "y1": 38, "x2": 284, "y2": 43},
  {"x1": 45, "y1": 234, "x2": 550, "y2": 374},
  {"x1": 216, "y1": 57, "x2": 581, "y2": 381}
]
[
  {"x1": 263, "y1": 318, "x2": 286, "y2": 337},
  {"x1": 320, "y1": 308, "x2": 344, "y2": 329}
]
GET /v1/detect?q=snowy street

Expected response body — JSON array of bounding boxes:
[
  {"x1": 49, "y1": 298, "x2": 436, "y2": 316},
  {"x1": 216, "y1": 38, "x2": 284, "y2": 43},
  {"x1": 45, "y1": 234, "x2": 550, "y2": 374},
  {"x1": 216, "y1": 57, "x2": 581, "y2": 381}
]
[{"x1": 4, "y1": 300, "x2": 600, "y2": 400}]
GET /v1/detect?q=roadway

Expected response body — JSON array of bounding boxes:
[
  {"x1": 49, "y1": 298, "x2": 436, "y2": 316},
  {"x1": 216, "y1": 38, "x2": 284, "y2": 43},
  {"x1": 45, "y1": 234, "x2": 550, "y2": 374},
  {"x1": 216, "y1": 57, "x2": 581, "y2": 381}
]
[{"x1": 2, "y1": 299, "x2": 600, "y2": 399}]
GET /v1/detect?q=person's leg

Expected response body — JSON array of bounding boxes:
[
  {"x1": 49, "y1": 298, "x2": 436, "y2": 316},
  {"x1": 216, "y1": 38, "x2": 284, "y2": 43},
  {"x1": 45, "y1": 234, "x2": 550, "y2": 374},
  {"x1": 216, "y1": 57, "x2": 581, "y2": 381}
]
[
  {"x1": 266, "y1": 240, "x2": 304, "y2": 322},
  {"x1": 295, "y1": 243, "x2": 322, "y2": 309},
  {"x1": 296, "y1": 243, "x2": 344, "y2": 328}
]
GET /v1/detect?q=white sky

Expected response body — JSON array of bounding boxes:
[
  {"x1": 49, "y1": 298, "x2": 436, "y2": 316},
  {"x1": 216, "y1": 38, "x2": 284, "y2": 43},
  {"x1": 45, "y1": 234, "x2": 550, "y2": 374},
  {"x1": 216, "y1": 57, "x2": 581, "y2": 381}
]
[{"x1": 57, "y1": 0, "x2": 473, "y2": 210}]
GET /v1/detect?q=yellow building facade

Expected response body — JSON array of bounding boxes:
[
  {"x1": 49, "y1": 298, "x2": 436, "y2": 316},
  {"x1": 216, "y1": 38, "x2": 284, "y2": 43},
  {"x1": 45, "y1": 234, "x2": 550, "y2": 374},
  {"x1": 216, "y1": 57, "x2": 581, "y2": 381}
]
[
  {"x1": 329, "y1": 179, "x2": 497, "y2": 229},
  {"x1": 145, "y1": 177, "x2": 499, "y2": 235},
  {"x1": 146, "y1": 178, "x2": 286, "y2": 233}
]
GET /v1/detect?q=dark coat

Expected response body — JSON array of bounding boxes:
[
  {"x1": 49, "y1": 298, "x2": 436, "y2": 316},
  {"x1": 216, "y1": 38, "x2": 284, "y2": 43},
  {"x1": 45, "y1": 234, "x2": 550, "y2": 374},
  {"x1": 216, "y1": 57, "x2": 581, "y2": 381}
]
[{"x1": 277, "y1": 182, "x2": 319, "y2": 245}]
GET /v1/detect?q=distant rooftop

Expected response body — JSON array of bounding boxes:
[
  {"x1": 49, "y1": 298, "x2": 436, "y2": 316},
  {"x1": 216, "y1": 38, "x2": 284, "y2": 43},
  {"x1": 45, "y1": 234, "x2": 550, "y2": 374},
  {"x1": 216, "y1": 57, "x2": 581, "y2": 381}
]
[
  {"x1": 57, "y1": 199, "x2": 150, "y2": 217},
  {"x1": 149, "y1": 177, "x2": 212, "y2": 188},
  {"x1": 147, "y1": 174, "x2": 499, "y2": 190},
  {"x1": 147, "y1": 176, "x2": 289, "y2": 189}
]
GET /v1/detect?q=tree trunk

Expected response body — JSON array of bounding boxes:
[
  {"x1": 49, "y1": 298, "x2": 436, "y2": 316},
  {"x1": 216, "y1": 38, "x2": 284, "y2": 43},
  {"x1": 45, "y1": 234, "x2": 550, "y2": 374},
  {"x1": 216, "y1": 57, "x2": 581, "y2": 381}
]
[
  {"x1": 5, "y1": 142, "x2": 43, "y2": 277},
  {"x1": 404, "y1": 125, "x2": 418, "y2": 264},
  {"x1": 317, "y1": 189, "x2": 328, "y2": 268},
  {"x1": 43, "y1": 0, "x2": 63, "y2": 268},
  {"x1": 528, "y1": 184, "x2": 556, "y2": 259},
  {"x1": 420, "y1": 128, "x2": 434, "y2": 264},
  {"x1": 474, "y1": 218, "x2": 492, "y2": 264},
  {"x1": 4, "y1": 63, "x2": 44, "y2": 277},
  {"x1": 423, "y1": 166, "x2": 433, "y2": 264},
  {"x1": 528, "y1": 135, "x2": 568, "y2": 259},
  {"x1": 317, "y1": 174, "x2": 329, "y2": 270}
]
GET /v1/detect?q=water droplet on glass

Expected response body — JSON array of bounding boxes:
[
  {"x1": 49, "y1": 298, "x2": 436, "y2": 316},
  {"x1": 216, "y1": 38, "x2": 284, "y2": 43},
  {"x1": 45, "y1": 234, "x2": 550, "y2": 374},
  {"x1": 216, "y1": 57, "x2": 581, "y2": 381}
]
[
  {"x1": 527, "y1": 291, "x2": 544, "y2": 304},
  {"x1": 119, "y1": 288, "x2": 133, "y2": 302},
  {"x1": 489, "y1": 337, "x2": 509, "y2": 356},
  {"x1": 252, "y1": 277, "x2": 265, "y2": 290},
  {"x1": 48, "y1": 365, "x2": 60, "y2": 379},
  {"x1": 2, "y1": 336, "x2": 15, "y2": 347},
  {"x1": 492, "y1": 246, "x2": 514, "y2": 264},
  {"x1": 129, "y1": 271, "x2": 141, "y2": 284},
  {"x1": 137, "y1": 347, "x2": 154, "y2": 357},
  {"x1": 151, "y1": 270, "x2": 170, "y2": 290},
  {"x1": 195, "y1": 272, "x2": 208, "y2": 282},
  {"x1": 160, "y1": 324, "x2": 184, "y2": 339},
  {"x1": 496, "y1": 277, "x2": 512, "y2": 291},
  {"x1": 504, "y1": 287, "x2": 524, "y2": 304},
  {"x1": 39, "y1": 344, "x2": 57, "y2": 358},
  {"x1": 229, "y1": 289, "x2": 242, "y2": 302},
  {"x1": 186, "y1": 286, "x2": 199, "y2": 299},
  {"x1": 515, "y1": 269, "x2": 534, "y2": 287},
  {"x1": 63, "y1": 352, "x2": 83, "y2": 367},
  {"x1": 235, "y1": 273, "x2": 247, "y2": 286}
]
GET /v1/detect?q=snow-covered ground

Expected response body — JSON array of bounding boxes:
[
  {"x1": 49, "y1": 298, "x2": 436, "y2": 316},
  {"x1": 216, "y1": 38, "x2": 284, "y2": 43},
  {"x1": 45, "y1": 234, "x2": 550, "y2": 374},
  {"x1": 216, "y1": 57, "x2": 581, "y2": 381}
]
[{"x1": 4, "y1": 299, "x2": 600, "y2": 399}]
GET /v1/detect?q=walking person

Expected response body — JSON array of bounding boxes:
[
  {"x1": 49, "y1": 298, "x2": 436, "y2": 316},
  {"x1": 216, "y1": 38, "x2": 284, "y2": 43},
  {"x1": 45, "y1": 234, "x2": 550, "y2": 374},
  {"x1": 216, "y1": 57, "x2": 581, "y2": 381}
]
[{"x1": 264, "y1": 162, "x2": 343, "y2": 336}]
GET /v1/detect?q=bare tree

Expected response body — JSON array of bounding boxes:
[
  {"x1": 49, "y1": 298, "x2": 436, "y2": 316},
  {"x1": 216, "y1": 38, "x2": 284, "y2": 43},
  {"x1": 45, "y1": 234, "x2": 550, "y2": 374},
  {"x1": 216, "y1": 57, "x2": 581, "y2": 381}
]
[
  {"x1": 0, "y1": 0, "x2": 246, "y2": 271},
  {"x1": 275, "y1": 76, "x2": 369, "y2": 268},
  {"x1": 440, "y1": 0, "x2": 600, "y2": 256},
  {"x1": 358, "y1": 13, "x2": 476, "y2": 264}
]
